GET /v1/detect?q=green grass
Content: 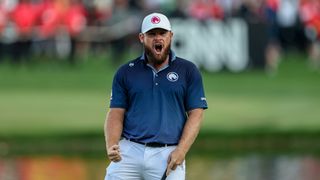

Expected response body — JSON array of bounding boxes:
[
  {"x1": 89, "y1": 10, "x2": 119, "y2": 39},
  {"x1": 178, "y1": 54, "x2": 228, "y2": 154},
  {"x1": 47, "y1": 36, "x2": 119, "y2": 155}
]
[
  {"x1": 203, "y1": 55, "x2": 320, "y2": 132},
  {"x1": 0, "y1": 53, "x2": 320, "y2": 137}
]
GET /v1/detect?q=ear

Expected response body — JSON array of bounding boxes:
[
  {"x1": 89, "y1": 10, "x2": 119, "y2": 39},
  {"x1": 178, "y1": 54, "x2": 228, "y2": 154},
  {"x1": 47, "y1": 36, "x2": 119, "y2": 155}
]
[{"x1": 139, "y1": 33, "x2": 144, "y2": 43}]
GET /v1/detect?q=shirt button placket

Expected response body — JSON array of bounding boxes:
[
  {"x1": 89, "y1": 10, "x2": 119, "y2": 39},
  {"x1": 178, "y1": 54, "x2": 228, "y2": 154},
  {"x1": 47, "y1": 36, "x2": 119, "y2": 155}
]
[{"x1": 155, "y1": 73, "x2": 159, "y2": 86}]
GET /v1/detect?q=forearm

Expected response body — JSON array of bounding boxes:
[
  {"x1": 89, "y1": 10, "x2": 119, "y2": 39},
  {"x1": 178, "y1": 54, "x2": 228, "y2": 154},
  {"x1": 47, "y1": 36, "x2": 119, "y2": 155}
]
[
  {"x1": 104, "y1": 108, "x2": 125, "y2": 149},
  {"x1": 177, "y1": 108, "x2": 204, "y2": 154},
  {"x1": 166, "y1": 108, "x2": 204, "y2": 175}
]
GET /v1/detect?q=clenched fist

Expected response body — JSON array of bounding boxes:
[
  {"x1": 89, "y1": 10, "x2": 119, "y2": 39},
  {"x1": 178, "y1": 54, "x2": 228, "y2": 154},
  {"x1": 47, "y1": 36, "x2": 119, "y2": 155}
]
[{"x1": 107, "y1": 144, "x2": 122, "y2": 162}]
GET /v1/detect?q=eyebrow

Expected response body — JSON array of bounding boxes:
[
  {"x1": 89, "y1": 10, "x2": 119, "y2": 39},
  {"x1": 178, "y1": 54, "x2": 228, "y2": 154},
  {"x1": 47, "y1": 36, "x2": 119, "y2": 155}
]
[{"x1": 147, "y1": 30, "x2": 168, "y2": 34}]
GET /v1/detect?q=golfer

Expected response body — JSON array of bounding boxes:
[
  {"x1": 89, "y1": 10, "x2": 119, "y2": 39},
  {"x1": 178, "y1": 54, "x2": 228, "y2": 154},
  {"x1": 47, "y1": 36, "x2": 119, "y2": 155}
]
[{"x1": 104, "y1": 12, "x2": 208, "y2": 180}]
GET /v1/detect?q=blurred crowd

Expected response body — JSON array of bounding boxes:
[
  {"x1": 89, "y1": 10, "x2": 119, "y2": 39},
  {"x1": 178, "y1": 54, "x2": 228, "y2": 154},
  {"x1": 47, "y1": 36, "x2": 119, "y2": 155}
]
[{"x1": 0, "y1": 0, "x2": 319, "y2": 70}]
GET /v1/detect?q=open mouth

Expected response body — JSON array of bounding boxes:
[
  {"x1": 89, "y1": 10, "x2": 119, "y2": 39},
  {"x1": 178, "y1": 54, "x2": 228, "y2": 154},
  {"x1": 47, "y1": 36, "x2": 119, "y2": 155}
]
[{"x1": 154, "y1": 44, "x2": 163, "y2": 54}]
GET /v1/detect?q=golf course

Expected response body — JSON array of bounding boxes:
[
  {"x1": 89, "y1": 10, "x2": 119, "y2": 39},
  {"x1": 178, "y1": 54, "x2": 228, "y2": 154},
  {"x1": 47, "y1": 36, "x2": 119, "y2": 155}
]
[{"x1": 0, "y1": 52, "x2": 320, "y2": 179}]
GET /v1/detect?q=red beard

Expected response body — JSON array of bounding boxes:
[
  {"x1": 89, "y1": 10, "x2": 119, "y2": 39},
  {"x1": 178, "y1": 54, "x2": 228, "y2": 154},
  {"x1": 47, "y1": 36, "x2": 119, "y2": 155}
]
[{"x1": 144, "y1": 43, "x2": 171, "y2": 65}]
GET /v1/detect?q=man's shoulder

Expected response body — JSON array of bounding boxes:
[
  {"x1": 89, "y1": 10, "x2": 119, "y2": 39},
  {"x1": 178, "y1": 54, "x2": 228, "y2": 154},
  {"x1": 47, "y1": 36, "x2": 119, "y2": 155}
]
[
  {"x1": 116, "y1": 57, "x2": 143, "y2": 73},
  {"x1": 174, "y1": 56, "x2": 197, "y2": 68}
]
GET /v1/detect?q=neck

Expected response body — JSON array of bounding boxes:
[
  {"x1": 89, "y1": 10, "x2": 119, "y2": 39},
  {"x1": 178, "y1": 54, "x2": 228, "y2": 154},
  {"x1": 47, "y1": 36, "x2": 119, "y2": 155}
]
[{"x1": 147, "y1": 55, "x2": 170, "y2": 71}]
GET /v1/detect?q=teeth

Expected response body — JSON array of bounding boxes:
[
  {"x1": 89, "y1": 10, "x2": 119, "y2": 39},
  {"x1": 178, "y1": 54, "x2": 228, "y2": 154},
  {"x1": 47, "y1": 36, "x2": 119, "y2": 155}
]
[{"x1": 154, "y1": 44, "x2": 163, "y2": 52}]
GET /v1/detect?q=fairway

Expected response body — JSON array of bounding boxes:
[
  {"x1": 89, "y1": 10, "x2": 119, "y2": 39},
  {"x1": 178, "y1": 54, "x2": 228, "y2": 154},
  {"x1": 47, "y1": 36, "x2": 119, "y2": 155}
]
[
  {"x1": 0, "y1": 53, "x2": 320, "y2": 136},
  {"x1": 0, "y1": 90, "x2": 107, "y2": 136}
]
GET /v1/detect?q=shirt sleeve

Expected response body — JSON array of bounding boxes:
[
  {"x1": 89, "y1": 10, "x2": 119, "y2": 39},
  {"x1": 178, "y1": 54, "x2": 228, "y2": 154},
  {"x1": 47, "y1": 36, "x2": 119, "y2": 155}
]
[
  {"x1": 109, "y1": 68, "x2": 128, "y2": 109},
  {"x1": 185, "y1": 65, "x2": 208, "y2": 111}
]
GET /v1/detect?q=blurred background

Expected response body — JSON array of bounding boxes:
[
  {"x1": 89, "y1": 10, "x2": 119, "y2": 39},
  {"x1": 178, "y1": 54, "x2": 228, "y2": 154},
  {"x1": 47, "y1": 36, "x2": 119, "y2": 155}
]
[{"x1": 0, "y1": 0, "x2": 320, "y2": 179}]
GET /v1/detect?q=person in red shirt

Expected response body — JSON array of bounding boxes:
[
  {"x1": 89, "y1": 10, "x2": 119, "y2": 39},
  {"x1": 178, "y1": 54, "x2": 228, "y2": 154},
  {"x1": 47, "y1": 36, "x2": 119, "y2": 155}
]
[
  {"x1": 63, "y1": 0, "x2": 87, "y2": 64},
  {"x1": 36, "y1": 0, "x2": 87, "y2": 63},
  {"x1": 64, "y1": 0, "x2": 87, "y2": 37},
  {"x1": 9, "y1": 0, "x2": 39, "y2": 62},
  {"x1": 10, "y1": 0, "x2": 39, "y2": 39},
  {"x1": 0, "y1": 2, "x2": 8, "y2": 60},
  {"x1": 300, "y1": 0, "x2": 320, "y2": 70},
  {"x1": 188, "y1": 0, "x2": 224, "y2": 21},
  {"x1": 38, "y1": 0, "x2": 63, "y2": 39},
  {"x1": 0, "y1": 3, "x2": 7, "y2": 34}
]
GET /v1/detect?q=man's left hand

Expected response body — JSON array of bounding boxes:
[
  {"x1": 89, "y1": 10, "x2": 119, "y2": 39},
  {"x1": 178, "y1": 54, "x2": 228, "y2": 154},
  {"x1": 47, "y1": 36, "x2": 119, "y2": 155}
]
[{"x1": 166, "y1": 147, "x2": 186, "y2": 176}]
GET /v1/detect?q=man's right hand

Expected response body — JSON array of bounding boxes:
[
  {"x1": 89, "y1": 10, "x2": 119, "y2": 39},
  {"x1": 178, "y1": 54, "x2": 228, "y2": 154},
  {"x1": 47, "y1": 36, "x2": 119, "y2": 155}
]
[{"x1": 107, "y1": 144, "x2": 122, "y2": 162}]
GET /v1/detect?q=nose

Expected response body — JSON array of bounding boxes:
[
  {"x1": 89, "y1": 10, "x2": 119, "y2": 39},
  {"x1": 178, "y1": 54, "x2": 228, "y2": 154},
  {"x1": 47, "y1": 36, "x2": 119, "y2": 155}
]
[{"x1": 154, "y1": 33, "x2": 163, "y2": 40}]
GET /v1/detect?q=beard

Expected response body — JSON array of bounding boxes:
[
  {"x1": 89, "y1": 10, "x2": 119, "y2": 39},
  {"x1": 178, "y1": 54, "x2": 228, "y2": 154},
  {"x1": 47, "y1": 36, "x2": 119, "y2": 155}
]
[{"x1": 144, "y1": 42, "x2": 171, "y2": 65}]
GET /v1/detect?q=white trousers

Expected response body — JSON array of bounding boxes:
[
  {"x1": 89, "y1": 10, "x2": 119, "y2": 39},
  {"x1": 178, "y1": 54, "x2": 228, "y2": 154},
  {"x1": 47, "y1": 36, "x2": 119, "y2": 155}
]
[{"x1": 105, "y1": 139, "x2": 185, "y2": 180}]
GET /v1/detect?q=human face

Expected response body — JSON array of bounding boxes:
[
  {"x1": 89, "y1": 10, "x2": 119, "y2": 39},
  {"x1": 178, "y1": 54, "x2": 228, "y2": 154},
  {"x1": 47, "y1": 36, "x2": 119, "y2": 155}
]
[{"x1": 139, "y1": 28, "x2": 173, "y2": 66}]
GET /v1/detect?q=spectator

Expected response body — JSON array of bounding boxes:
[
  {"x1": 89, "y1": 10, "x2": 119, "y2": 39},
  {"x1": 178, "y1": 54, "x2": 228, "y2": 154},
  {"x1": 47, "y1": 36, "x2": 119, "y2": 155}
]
[
  {"x1": 299, "y1": 0, "x2": 320, "y2": 70},
  {"x1": 264, "y1": 0, "x2": 281, "y2": 74},
  {"x1": 216, "y1": 0, "x2": 235, "y2": 18},
  {"x1": 0, "y1": 2, "x2": 7, "y2": 35},
  {"x1": 142, "y1": 0, "x2": 161, "y2": 12},
  {"x1": 64, "y1": 0, "x2": 87, "y2": 64},
  {"x1": 85, "y1": 0, "x2": 112, "y2": 26},
  {"x1": 0, "y1": 1, "x2": 8, "y2": 60},
  {"x1": 277, "y1": 0, "x2": 306, "y2": 52},
  {"x1": 169, "y1": 0, "x2": 188, "y2": 19},
  {"x1": 10, "y1": 0, "x2": 39, "y2": 63},
  {"x1": 188, "y1": 0, "x2": 224, "y2": 21},
  {"x1": 235, "y1": 0, "x2": 265, "y2": 22},
  {"x1": 104, "y1": 0, "x2": 140, "y2": 65},
  {"x1": 35, "y1": 0, "x2": 62, "y2": 57},
  {"x1": 235, "y1": 0, "x2": 269, "y2": 70}
]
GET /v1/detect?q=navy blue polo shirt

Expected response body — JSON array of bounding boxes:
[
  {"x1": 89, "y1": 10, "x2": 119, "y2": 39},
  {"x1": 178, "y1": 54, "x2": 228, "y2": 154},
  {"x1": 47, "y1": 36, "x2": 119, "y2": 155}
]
[{"x1": 110, "y1": 51, "x2": 208, "y2": 144}]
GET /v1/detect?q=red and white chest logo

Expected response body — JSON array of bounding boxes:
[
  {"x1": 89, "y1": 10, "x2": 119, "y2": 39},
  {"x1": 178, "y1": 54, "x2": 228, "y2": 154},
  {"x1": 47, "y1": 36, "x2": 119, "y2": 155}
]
[{"x1": 151, "y1": 16, "x2": 160, "y2": 24}]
